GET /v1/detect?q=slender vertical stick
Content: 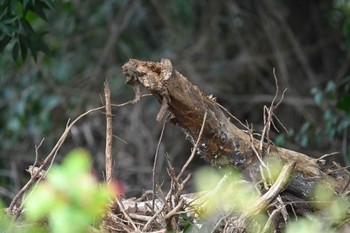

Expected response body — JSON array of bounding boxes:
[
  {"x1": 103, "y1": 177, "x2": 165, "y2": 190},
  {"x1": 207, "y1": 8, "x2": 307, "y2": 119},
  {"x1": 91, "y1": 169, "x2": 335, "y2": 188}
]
[
  {"x1": 104, "y1": 81, "x2": 113, "y2": 183},
  {"x1": 152, "y1": 118, "x2": 167, "y2": 210}
]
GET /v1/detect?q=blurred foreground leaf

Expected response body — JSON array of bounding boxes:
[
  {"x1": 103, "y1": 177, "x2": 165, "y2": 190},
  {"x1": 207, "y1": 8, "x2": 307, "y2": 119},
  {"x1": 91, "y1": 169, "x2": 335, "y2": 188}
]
[{"x1": 24, "y1": 149, "x2": 113, "y2": 233}]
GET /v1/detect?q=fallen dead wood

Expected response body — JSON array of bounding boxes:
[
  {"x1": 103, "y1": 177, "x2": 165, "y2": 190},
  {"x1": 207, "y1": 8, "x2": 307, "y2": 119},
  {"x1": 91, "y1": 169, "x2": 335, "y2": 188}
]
[{"x1": 122, "y1": 58, "x2": 350, "y2": 208}]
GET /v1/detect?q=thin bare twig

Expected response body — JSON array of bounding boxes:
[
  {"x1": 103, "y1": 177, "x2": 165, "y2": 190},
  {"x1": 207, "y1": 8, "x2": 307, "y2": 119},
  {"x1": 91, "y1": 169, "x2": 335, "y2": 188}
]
[
  {"x1": 262, "y1": 208, "x2": 280, "y2": 233},
  {"x1": 9, "y1": 96, "x2": 138, "y2": 215},
  {"x1": 248, "y1": 124, "x2": 267, "y2": 168},
  {"x1": 343, "y1": 128, "x2": 348, "y2": 165},
  {"x1": 104, "y1": 81, "x2": 113, "y2": 183},
  {"x1": 316, "y1": 152, "x2": 339, "y2": 161},
  {"x1": 26, "y1": 166, "x2": 47, "y2": 179},
  {"x1": 238, "y1": 162, "x2": 296, "y2": 227},
  {"x1": 112, "y1": 134, "x2": 128, "y2": 144},
  {"x1": 210, "y1": 212, "x2": 232, "y2": 233},
  {"x1": 341, "y1": 177, "x2": 350, "y2": 194},
  {"x1": 152, "y1": 114, "x2": 169, "y2": 210},
  {"x1": 33, "y1": 138, "x2": 45, "y2": 168},
  {"x1": 177, "y1": 111, "x2": 207, "y2": 180},
  {"x1": 175, "y1": 173, "x2": 192, "y2": 200},
  {"x1": 217, "y1": 102, "x2": 249, "y2": 131},
  {"x1": 260, "y1": 69, "x2": 288, "y2": 153},
  {"x1": 8, "y1": 106, "x2": 105, "y2": 214},
  {"x1": 164, "y1": 153, "x2": 180, "y2": 209},
  {"x1": 116, "y1": 198, "x2": 140, "y2": 232},
  {"x1": 255, "y1": 69, "x2": 288, "y2": 184},
  {"x1": 142, "y1": 204, "x2": 165, "y2": 231},
  {"x1": 164, "y1": 199, "x2": 185, "y2": 219},
  {"x1": 111, "y1": 94, "x2": 152, "y2": 108},
  {"x1": 326, "y1": 165, "x2": 350, "y2": 175},
  {"x1": 259, "y1": 68, "x2": 279, "y2": 154},
  {"x1": 157, "y1": 183, "x2": 172, "y2": 214}
]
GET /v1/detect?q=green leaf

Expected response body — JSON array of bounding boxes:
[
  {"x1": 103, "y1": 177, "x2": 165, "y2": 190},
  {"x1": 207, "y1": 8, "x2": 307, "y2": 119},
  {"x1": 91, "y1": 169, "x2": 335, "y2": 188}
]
[
  {"x1": 25, "y1": 183, "x2": 56, "y2": 221},
  {"x1": 62, "y1": 149, "x2": 91, "y2": 177},
  {"x1": 39, "y1": 0, "x2": 54, "y2": 10},
  {"x1": 0, "y1": 16, "x2": 18, "y2": 25},
  {"x1": 28, "y1": 3, "x2": 48, "y2": 21},
  {"x1": 0, "y1": 7, "x2": 9, "y2": 19},
  {"x1": 286, "y1": 217, "x2": 324, "y2": 233},
  {"x1": 27, "y1": 39, "x2": 38, "y2": 60},
  {"x1": 9, "y1": 0, "x2": 17, "y2": 14},
  {"x1": 336, "y1": 93, "x2": 350, "y2": 115},
  {"x1": 50, "y1": 205, "x2": 86, "y2": 233},
  {"x1": 35, "y1": 37, "x2": 50, "y2": 54},
  {"x1": 343, "y1": 18, "x2": 350, "y2": 38},
  {"x1": 20, "y1": 18, "x2": 34, "y2": 34},
  {"x1": 19, "y1": 34, "x2": 28, "y2": 61},
  {"x1": 25, "y1": 34, "x2": 50, "y2": 60},
  {"x1": 12, "y1": 39, "x2": 19, "y2": 61},
  {"x1": 325, "y1": 80, "x2": 336, "y2": 92},
  {"x1": 300, "y1": 121, "x2": 310, "y2": 133},
  {"x1": 24, "y1": 149, "x2": 113, "y2": 233},
  {"x1": 337, "y1": 119, "x2": 350, "y2": 131},
  {"x1": 311, "y1": 87, "x2": 323, "y2": 106},
  {"x1": 300, "y1": 134, "x2": 309, "y2": 148},
  {"x1": 0, "y1": 35, "x2": 11, "y2": 52},
  {"x1": 0, "y1": 18, "x2": 18, "y2": 36},
  {"x1": 43, "y1": 0, "x2": 54, "y2": 10},
  {"x1": 194, "y1": 167, "x2": 257, "y2": 216},
  {"x1": 275, "y1": 134, "x2": 285, "y2": 146},
  {"x1": 195, "y1": 166, "x2": 221, "y2": 192},
  {"x1": 23, "y1": 0, "x2": 31, "y2": 8}
]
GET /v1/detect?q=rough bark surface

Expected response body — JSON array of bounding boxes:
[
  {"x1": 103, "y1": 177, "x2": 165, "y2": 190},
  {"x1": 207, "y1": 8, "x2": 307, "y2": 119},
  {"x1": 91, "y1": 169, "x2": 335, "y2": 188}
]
[{"x1": 122, "y1": 58, "x2": 350, "y2": 205}]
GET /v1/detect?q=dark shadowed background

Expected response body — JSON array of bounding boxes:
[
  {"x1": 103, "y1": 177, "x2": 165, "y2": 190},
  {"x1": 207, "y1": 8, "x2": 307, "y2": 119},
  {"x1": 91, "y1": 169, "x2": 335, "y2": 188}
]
[{"x1": 1, "y1": 0, "x2": 349, "y2": 205}]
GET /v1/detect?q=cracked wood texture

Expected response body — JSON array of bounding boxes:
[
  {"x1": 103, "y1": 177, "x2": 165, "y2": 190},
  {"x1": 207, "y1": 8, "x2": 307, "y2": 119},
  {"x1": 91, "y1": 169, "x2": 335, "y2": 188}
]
[{"x1": 122, "y1": 58, "x2": 350, "y2": 203}]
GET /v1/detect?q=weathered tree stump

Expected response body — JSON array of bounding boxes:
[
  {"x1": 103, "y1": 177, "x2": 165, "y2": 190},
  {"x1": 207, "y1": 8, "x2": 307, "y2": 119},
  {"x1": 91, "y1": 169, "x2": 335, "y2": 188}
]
[{"x1": 122, "y1": 58, "x2": 350, "y2": 214}]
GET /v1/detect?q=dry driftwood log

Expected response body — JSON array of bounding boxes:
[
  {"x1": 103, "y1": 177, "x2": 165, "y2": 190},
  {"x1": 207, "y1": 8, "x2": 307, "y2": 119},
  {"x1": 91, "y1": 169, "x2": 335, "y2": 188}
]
[{"x1": 122, "y1": 58, "x2": 350, "y2": 213}]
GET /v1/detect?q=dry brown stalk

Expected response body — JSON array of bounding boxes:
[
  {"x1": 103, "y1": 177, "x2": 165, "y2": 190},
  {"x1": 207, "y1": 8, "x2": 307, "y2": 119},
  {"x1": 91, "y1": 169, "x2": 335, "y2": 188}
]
[{"x1": 104, "y1": 80, "x2": 113, "y2": 183}]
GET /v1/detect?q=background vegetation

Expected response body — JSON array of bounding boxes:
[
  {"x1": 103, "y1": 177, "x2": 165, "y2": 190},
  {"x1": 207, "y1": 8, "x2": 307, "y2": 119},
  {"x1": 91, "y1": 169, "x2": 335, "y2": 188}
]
[{"x1": 1, "y1": 0, "x2": 349, "y2": 207}]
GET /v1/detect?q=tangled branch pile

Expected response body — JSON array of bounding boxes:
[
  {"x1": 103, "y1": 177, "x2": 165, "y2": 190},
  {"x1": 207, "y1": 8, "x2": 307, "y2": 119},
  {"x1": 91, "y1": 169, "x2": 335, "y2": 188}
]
[{"x1": 6, "y1": 59, "x2": 350, "y2": 233}]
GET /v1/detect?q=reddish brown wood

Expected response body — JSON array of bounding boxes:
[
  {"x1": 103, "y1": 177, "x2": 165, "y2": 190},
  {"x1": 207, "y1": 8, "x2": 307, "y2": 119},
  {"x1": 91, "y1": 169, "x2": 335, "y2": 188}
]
[{"x1": 122, "y1": 58, "x2": 350, "y2": 200}]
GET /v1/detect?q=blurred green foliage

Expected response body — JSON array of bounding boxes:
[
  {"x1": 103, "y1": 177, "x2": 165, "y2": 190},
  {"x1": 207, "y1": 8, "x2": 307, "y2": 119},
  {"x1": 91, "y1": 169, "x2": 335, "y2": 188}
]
[
  {"x1": 0, "y1": 200, "x2": 46, "y2": 233},
  {"x1": 331, "y1": 0, "x2": 350, "y2": 51},
  {"x1": 1, "y1": 0, "x2": 349, "y2": 151},
  {"x1": 26, "y1": 149, "x2": 112, "y2": 233},
  {"x1": 276, "y1": 78, "x2": 350, "y2": 158},
  {"x1": 281, "y1": 0, "x2": 350, "y2": 156},
  {"x1": 311, "y1": 80, "x2": 350, "y2": 143},
  {"x1": 193, "y1": 166, "x2": 266, "y2": 232},
  {"x1": 0, "y1": 70, "x2": 61, "y2": 151},
  {"x1": 1, "y1": 149, "x2": 113, "y2": 233},
  {"x1": 194, "y1": 166, "x2": 259, "y2": 216},
  {"x1": 285, "y1": 183, "x2": 349, "y2": 233},
  {"x1": 192, "y1": 165, "x2": 350, "y2": 232},
  {"x1": 0, "y1": 0, "x2": 53, "y2": 61},
  {"x1": 0, "y1": 0, "x2": 350, "y2": 215}
]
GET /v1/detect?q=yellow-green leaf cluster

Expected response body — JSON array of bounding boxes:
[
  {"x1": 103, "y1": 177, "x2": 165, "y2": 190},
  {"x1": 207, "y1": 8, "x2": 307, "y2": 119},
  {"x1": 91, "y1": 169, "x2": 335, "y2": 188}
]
[
  {"x1": 24, "y1": 149, "x2": 113, "y2": 233},
  {"x1": 193, "y1": 166, "x2": 259, "y2": 216}
]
